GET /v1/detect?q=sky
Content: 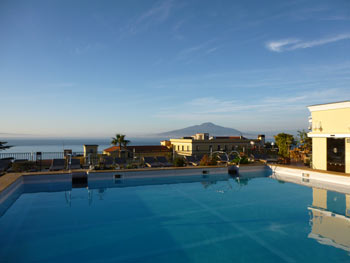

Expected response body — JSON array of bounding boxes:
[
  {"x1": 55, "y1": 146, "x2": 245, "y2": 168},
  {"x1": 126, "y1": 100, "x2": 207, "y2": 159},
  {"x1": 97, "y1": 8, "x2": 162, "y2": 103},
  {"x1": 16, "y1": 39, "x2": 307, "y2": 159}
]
[{"x1": 1, "y1": 0, "x2": 350, "y2": 138}]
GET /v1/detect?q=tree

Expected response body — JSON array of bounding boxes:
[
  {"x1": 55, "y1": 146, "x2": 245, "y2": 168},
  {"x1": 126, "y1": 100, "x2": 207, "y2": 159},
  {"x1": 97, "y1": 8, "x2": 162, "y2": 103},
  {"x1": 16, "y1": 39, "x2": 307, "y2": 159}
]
[
  {"x1": 274, "y1": 133, "x2": 296, "y2": 159},
  {"x1": 0, "y1": 141, "x2": 12, "y2": 151},
  {"x1": 297, "y1": 130, "x2": 312, "y2": 152},
  {"x1": 173, "y1": 157, "x2": 185, "y2": 167},
  {"x1": 111, "y1": 134, "x2": 130, "y2": 158}
]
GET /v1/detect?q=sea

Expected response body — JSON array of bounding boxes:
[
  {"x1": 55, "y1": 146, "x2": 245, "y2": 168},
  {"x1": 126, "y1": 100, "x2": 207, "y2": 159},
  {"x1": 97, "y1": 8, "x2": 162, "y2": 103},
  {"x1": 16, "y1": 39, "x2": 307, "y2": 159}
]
[{"x1": 1, "y1": 138, "x2": 164, "y2": 153}]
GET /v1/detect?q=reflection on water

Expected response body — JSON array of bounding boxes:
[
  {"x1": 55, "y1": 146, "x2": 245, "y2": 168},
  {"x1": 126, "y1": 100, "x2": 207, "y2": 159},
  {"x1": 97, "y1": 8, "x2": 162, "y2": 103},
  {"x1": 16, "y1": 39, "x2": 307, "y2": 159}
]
[
  {"x1": 1, "y1": 170, "x2": 350, "y2": 258},
  {"x1": 309, "y1": 188, "x2": 350, "y2": 252}
]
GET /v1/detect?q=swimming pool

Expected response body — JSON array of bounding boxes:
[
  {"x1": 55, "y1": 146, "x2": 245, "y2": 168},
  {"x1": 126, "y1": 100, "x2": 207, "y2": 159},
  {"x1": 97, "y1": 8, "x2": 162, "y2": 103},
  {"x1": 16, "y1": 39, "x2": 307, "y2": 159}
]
[{"x1": 0, "y1": 168, "x2": 349, "y2": 262}]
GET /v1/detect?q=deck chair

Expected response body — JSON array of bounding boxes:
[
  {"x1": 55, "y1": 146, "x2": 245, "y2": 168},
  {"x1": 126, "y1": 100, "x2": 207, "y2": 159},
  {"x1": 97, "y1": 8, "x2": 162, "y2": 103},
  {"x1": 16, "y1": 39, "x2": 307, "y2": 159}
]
[
  {"x1": 218, "y1": 154, "x2": 228, "y2": 162},
  {"x1": 156, "y1": 156, "x2": 172, "y2": 167},
  {"x1": 100, "y1": 156, "x2": 114, "y2": 168},
  {"x1": 185, "y1": 156, "x2": 199, "y2": 166},
  {"x1": 13, "y1": 159, "x2": 28, "y2": 163},
  {"x1": 0, "y1": 160, "x2": 11, "y2": 174},
  {"x1": 143, "y1": 157, "x2": 162, "y2": 168},
  {"x1": 50, "y1": 159, "x2": 65, "y2": 171},
  {"x1": 70, "y1": 158, "x2": 81, "y2": 170},
  {"x1": 115, "y1": 157, "x2": 126, "y2": 165}
]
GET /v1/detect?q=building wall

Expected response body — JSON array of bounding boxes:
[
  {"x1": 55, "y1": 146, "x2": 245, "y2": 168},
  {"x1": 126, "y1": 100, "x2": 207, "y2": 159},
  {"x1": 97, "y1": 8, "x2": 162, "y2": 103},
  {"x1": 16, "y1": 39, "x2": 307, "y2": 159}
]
[
  {"x1": 312, "y1": 137, "x2": 327, "y2": 170},
  {"x1": 346, "y1": 138, "x2": 350, "y2": 174},
  {"x1": 170, "y1": 138, "x2": 257, "y2": 157},
  {"x1": 170, "y1": 140, "x2": 193, "y2": 156},
  {"x1": 308, "y1": 104, "x2": 350, "y2": 174},
  {"x1": 310, "y1": 108, "x2": 350, "y2": 135}
]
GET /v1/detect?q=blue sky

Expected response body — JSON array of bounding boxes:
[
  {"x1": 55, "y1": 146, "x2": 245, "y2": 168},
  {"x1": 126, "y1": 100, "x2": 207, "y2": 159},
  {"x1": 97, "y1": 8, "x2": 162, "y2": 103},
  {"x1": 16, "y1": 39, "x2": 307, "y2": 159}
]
[{"x1": 1, "y1": 0, "x2": 349, "y2": 137}]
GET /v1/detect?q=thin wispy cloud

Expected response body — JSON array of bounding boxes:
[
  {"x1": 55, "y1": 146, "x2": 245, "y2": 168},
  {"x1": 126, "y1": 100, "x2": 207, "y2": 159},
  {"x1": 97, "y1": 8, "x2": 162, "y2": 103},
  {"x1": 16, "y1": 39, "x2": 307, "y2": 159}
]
[
  {"x1": 172, "y1": 17, "x2": 190, "y2": 40},
  {"x1": 137, "y1": 0, "x2": 173, "y2": 24},
  {"x1": 176, "y1": 39, "x2": 220, "y2": 62},
  {"x1": 155, "y1": 88, "x2": 350, "y2": 123},
  {"x1": 126, "y1": 0, "x2": 175, "y2": 34},
  {"x1": 265, "y1": 39, "x2": 299, "y2": 52},
  {"x1": 322, "y1": 15, "x2": 350, "y2": 21},
  {"x1": 205, "y1": 46, "x2": 223, "y2": 54},
  {"x1": 290, "y1": 5, "x2": 350, "y2": 22},
  {"x1": 266, "y1": 34, "x2": 350, "y2": 52},
  {"x1": 74, "y1": 43, "x2": 106, "y2": 55}
]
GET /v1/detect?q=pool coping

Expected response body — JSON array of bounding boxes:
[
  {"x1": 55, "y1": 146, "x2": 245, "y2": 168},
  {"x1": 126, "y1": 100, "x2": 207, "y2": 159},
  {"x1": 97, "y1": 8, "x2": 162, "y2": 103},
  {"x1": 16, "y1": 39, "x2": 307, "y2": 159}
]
[
  {"x1": 0, "y1": 165, "x2": 228, "y2": 194},
  {"x1": 2, "y1": 163, "x2": 349, "y2": 195},
  {"x1": 0, "y1": 162, "x2": 270, "y2": 194},
  {"x1": 269, "y1": 164, "x2": 350, "y2": 177},
  {"x1": 268, "y1": 164, "x2": 350, "y2": 191}
]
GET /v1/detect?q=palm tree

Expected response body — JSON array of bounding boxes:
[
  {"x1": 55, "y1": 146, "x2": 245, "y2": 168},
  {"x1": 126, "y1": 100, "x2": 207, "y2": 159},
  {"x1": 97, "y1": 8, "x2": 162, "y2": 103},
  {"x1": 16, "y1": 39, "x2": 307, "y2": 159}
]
[
  {"x1": 0, "y1": 141, "x2": 12, "y2": 151},
  {"x1": 111, "y1": 134, "x2": 130, "y2": 158}
]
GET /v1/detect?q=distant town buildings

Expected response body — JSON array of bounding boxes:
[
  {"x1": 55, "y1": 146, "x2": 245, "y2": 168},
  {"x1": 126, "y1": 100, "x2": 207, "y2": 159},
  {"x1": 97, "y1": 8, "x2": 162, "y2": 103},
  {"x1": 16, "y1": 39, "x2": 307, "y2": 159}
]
[
  {"x1": 161, "y1": 133, "x2": 265, "y2": 157},
  {"x1": 103, "y1": 145, "x2": 170, "y2": 159},
  {"x1": 307, "y1": 101, "x2": 350, "y2": 174}
]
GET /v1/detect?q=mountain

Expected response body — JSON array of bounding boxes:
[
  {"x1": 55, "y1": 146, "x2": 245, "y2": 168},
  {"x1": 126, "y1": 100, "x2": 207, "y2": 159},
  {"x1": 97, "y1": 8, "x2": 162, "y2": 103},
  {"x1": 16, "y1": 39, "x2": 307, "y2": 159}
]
[{"x1": 157, "y1": 122, "x2": 242, "y2": 138}]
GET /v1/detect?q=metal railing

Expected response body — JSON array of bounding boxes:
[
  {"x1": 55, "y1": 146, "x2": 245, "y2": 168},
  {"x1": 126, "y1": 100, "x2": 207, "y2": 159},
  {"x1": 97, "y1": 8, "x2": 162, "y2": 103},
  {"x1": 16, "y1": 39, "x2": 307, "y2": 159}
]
[{"x1": 0, "y1": 151, "x2": 100, "y2": 161}]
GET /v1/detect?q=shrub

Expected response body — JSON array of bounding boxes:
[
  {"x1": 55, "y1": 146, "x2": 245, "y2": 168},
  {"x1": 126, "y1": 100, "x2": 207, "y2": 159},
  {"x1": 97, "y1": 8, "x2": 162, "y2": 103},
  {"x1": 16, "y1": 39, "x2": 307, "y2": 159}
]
[
  {"x1": 230, "y1": 156, "x2": 249, "y2": 164},
  {"x1": 274, "y1": 133, "x2": 296, "y2": 158},
  {"x1": 173, "y1": 157, "x2": 185, "y2": 167},
  {"x1": 240, "y1": 157, "x2": 249, "y2": 164}
]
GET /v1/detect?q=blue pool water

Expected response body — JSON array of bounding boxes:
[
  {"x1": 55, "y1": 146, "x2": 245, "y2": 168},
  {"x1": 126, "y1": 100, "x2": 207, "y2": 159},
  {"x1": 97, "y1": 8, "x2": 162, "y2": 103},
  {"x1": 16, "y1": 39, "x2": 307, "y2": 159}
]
[{"x1": 0, "y1": 169, "x2": 350, "y2": 262}]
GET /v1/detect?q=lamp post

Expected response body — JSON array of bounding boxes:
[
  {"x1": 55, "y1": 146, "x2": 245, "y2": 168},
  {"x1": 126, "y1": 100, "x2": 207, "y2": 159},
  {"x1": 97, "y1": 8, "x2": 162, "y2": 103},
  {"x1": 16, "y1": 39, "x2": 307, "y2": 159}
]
[{"x1": 271, "y1": 142, "x2": 275, "y2": 151}]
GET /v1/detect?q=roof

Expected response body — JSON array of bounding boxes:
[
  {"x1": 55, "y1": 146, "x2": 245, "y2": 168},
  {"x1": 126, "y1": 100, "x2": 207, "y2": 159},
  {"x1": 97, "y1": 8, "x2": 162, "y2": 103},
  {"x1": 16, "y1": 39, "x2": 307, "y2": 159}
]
[
  {"x1": 308, "y1": 101, "x2": 350, "y2": 112},
  {"x1": 214, "y1": 136, "x2": 244, "y2": 139},
  {"x1": 104, "y1": 145, "x2": 171, "y2": 153}
]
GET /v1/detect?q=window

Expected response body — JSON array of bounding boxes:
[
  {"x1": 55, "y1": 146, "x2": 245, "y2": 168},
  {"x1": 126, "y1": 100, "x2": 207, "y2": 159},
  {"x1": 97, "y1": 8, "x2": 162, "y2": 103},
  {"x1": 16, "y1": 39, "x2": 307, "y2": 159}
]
[
  {"x1": 327, "y1": 138, "x2": 345, "y2": 173},
  {"x1": 182, "y1": 145, "x2": 184, "y2": 151},
  {"x1": 187, "y1": 146, "x2": 189, "y2": 151},
  {"x1": 217, "y1": 145, "x2": 220, "y2": 151},
  {"x1": 196, "y1": 145, "x2": 199, "y2": 151}
]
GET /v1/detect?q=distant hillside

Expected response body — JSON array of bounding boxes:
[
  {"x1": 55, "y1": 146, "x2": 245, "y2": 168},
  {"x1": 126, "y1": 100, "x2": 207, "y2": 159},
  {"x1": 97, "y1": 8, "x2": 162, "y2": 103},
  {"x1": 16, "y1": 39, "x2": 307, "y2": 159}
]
[{"x1": 157, "y1": 122, "x2": 242, "y2": 138}]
